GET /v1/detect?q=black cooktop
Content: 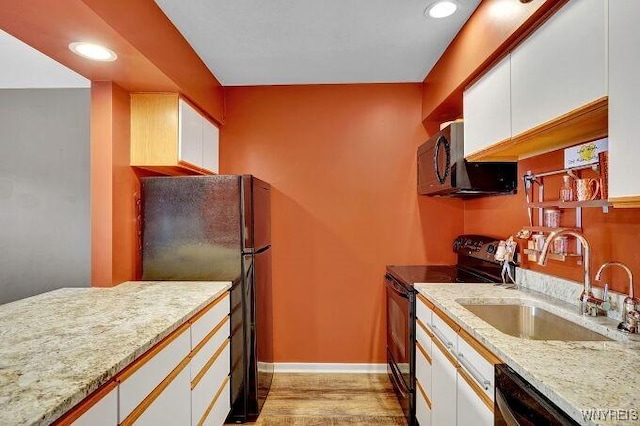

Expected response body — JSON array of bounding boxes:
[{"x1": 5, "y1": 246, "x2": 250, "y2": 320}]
[{"x1": 386, "y1": 265, "x2": 496, "y2": 287}]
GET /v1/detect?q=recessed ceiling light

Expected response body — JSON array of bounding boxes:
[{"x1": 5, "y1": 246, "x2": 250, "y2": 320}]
[
  {"x1": 426, "y1": 1, "x2": 458, "y2": 18},
  {"x1": 68, "y1": 42, "x2": 117, "y2": 62}
]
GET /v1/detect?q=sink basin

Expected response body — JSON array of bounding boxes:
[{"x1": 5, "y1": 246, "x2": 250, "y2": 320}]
[{"x1": 460, "y1": 303, "x2": 611, "y2": 341}]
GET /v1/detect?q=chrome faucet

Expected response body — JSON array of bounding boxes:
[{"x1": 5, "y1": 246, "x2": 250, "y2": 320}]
[
  {"x1": 537, "y1": 229, "x2": 608, "y2": 316},
  {"x1": 595, "y1": 261, "x2": 639, "y2": 333}
]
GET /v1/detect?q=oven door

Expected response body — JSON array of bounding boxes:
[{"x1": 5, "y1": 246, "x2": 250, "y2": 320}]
[{"x1": 385, "y1": 274, "x2": 415, "y2": 424}]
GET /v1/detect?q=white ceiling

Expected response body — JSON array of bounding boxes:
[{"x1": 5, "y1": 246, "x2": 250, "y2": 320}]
[
  {"x1": 0, "y1": 30, "x2": 90, "y2": 89},
  {"x1": 154, "y1": 0, "x2": 481, "y2": 86}
]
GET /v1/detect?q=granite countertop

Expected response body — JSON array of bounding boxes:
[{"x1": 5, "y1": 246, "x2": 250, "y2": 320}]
[
  {"x1": 0, "y1": 281, "x2": 231, "y2": 426},
  {"x1": 415, "y1": 283, "x2": 640, "y2": 426}
]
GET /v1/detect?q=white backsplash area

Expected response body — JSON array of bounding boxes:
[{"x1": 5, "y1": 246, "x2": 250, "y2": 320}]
[{"x1": 516, "y1": 267, "x2": 626, "y2": 322}]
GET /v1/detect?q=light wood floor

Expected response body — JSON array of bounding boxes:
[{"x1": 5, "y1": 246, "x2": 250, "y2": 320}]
[{"x1": 241, "y1": 373, "x2": 407, "y2": 425}]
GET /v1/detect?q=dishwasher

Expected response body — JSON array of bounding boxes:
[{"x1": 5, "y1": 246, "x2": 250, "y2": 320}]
[{"x1": 494, "y1": 364, "x2": 579, "y2": 425}]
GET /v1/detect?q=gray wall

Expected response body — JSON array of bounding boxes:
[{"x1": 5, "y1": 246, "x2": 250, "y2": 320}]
[{"x1": 0, "y1": 88, "x2": 90, "y2": 304}]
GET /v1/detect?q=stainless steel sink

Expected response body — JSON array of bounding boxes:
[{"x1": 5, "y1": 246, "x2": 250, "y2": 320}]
[{"x1": 460, "y1": 303, "x2": 611, "y2": 341}]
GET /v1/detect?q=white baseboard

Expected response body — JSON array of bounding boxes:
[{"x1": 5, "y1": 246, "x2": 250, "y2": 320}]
[{"x1": 272, "y1": 363, "x2": 387, "y2": 374}]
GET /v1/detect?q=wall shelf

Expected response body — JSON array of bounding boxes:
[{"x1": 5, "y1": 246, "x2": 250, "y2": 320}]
[
  {"x1": 527, "y1": 200, "x2": 611, "y2": 209},
  {"x1": 522, "y1": 248, "x2": 583, "y2": 264}
]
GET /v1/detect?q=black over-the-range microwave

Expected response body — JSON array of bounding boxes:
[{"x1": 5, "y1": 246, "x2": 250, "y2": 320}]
[{"x1": 417, "y1": 122, "x2": 518, "y2": 197}]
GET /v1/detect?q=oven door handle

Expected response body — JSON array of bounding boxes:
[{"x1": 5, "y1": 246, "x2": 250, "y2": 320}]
[
  {"x1": 388, "y1": 364, "x2": 409, "y2": 399},
  {"x1": 386, "y1": 277, "x2": 409, "y2": 299},
  {"x1": 496, "y1": 388, "x2": 521, "y2": 426}
]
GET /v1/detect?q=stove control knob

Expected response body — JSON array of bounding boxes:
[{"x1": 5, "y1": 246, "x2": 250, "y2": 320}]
[{"x1": 487, "y1": 245, "x2": 496, "y2": 254}]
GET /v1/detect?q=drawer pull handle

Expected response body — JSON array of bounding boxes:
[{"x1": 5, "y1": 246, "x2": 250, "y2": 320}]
[
  {"x1": 456, "y1": 352, "x2": 491, "y2": 391},
  {"x1": 431, "y1": 324, "x2": 453, "y2": 350}
]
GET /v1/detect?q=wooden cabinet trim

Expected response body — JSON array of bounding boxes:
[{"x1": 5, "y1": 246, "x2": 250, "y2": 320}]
[
  {"x1": 417, "y1": 318, "x2": 434, "y2": 339},
  {"x1": 197, "y1": 375, "x2": 231, "y2": 426},
  {"x1": 192, "y1": 315, "x2": 230, "y2": 358},
  {"x1": 189, "y1": 292, "x2": 229, "y2": 324},
  {"x1": 432, "y1": 305, "x2": 462, "y2": 334},
  {"x1": 191, "y1": 338, "x2": 230, "y2": 390},
  {"x1": 120, "y1": 353, "x2": 191, "y2": 426},
  {"x1": 432, "y1": 333, "x2": 459, "y2": 368},
  {"x1": 458, "y1": 328, "x2": 501, "y2": 365},
  {"x1": 458, "y1": 365, "x2": 494, "y2": 413},
  {"x1": 416, "y1": 379, "x2": 432, "y2": 409},
  {"x1": 466, "y1": 96, "x2": 608, "y2": 162},
  {"x1": 416, "y1": 340, "x2": 432, "y2": 365},
  {"x1": 116, "y1": 321, "x2": 190, "y2": 383},
  {"x1": 610, "y1": 195, "x2": 640, "y2": 208},
  {"x1": 52, "y1": 380, "x2": 117, "y2": 425},
  {"x1": 417, "y1": 293, "x2": 434, "y2": 309}
]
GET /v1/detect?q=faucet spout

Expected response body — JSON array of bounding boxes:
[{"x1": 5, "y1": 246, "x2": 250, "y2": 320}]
[
  {"x1": 595, "y1": 261, "x2": 634, "y2": 299},
  {"x1": 537, "y1": 228, "x2": 592, "y2": 297},
  {"x1": 537, "y1": 229, "x2": 604, "y2": 315}
]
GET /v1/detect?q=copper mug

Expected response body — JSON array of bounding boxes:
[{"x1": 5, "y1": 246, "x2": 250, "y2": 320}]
[{"x1": 576, "y1": 178, "x2": 600, "y2": 201}]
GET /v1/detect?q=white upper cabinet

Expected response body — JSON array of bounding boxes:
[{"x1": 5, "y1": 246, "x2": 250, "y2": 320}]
[
  {"x1": 510, "y1": 0, "x2": 607, "y2": 136},
  {"x1": 179, "y1": 99, "x2": 204, "y2": 169},
  {"x1": 608, "y1": 0, "x2": 640, "y2": 206},
  {"x1": 131, "y1": 93, "x2": 220, "y2": 175},
  {"x1": 202, "y1": 118, "x2": 220, "y2": 174},
  {"x1": 463, "y1": 54, "x2": 511, "y2": 158}
]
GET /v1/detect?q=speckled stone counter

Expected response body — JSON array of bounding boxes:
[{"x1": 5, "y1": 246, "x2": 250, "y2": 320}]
[
  {"x1": 415, "y1": 283, "x2": 640, "y2": 426},
  {"x1": 0, "y1": 281, "x2": 231, "y2": 426}
]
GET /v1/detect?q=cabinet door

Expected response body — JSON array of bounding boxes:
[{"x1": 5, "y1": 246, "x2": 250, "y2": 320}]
[
  {"x1": 134, "y1": 367, "x2": 191, "y2": 426},
  {"x1": 415, "y1": 378, "x2": 432, "y2": 426},
  {"x1": 457, "y1": 371, "x2": 493, "y2": 426},
  {"x1": 119, "y1": 328, "x2": 190, "y2": 422},
  {"x1": 463, "y1": 54, "x2": 511, "y2": 158},
  {"x1": 609, "y1": 0, "x2": 640, "y2": 202},
  {"x1": 179, "y1": 99, "x2": 203, "y2": 168},
  {"x1": 70, "y1": 386, "x2": 118, "y2": 426},
  {"x1": 202, "y1": 118, "x2": 219, "y2": 174},
  {"x1": 511, "y1": 0, "x2": 606, "y2": 136},
  {"x1": 431, "y1": 341, "x2": 457, "y2": 426}
]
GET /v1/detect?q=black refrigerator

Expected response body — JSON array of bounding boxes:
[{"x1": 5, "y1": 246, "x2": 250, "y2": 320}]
[{"x1": 141, "y1": 175, "x2": 273, "y2": 423}]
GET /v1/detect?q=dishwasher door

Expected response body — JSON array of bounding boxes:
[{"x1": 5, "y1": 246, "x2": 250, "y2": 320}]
[{"x1": 494, "y1": 364, "x2": 579, "y2": 426}]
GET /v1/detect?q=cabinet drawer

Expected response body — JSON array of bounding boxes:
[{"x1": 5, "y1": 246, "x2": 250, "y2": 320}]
[
  {"x1": 191, "y1": 316, "x2": 230, "y2": 378},
  {"x1": 192, "y1": 342, "x2": 231, "y2": 425},
  {"x1": 118, "y1": 326, "x2": 191, "y2": 422},
  {"x1": 431, "y1": 312, "x2": 457, "y2": 352},
  {"x1": 416, "y1": 295, "x2": 433, "y2": 328},
  {"x1": 415, "y1": 321, "x2": 432, "y2": 360},
  {"x1": 457, "y1": 334, "x2": 495, "y2": 401},
  {"x1": 192, "y1": 293, "x2": 230, "y2": 350},
  {"x1": 199, "y1": 378, "x2": 231, "y2": 426},
  {"x1": 134, "y1": 366, "x2": 191, "y2": 426},
  {"x1": 415, "y1": 341, "x2": 432, "y2": 400},
  {"x1": 415, "y1": 378, "x2": 432, "y2": 426},
  {"x1": 68, "y1": 385, "x2": 118, "y2": 426}
]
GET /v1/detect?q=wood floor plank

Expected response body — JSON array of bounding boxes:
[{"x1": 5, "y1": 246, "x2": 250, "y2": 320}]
[{"x1": 236, "y1": 373, "x2": 407, "y2": 425}]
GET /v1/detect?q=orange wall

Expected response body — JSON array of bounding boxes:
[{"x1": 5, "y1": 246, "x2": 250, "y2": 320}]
[
  {"x1": 464, "y1": 149, "x2": 640, "y2": 296},
  {"x1": 91, "y1": 81, "x2": 140, "y2": 287},
  {"x1": 221, "y1": 84, "x2": 463, "y2": 363}
]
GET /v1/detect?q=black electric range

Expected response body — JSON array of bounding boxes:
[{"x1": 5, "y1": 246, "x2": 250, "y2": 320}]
[
  {"x1": 385, "y1": 235, "x2": 516, "y2": 426},
  {"x1": 387, "y1": 234, "x2": 514, "y2": 289}
]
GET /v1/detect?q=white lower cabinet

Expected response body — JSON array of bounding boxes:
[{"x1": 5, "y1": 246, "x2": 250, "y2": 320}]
[
  {"x1": 416, "y1": 296, "x2": 497, "y2": 426},
  {"x1": 57, "y1": 292, "x2": 232, "y2": 426},
  {"x1": 134, "y1": 367, "x2": 191, "y2": 426},
  {"x1": 415, "y1": 378, "x2": 432, "y2": 426},
  {"x1": 431, "y1": 341, "x2": 458, "y2": 426},
  {"x1": 118, "y1": 328, "x2": 191, "y2": 424},
  {"x1": 457, "y1": 370, "x2": 493, "y2": 426},
  {"x1": 69, "y1": 386, "x2": 118, "y2": 426}
]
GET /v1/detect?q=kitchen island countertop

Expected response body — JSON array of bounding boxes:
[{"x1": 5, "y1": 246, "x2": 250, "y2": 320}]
[
  {"x1": 0, "y1": 280, "x2": 231, "y2": 426},
  {"x1": 415, "y1": 283, "x2": 640, "y2": 426}
]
